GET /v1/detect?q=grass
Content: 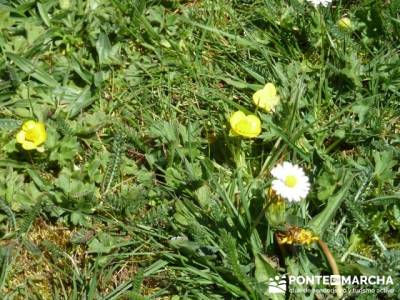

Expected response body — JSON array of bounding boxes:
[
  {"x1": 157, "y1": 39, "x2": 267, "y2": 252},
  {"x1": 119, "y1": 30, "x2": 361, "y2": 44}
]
[{"x1": 0, "y1": 0, "x2": 399, "y2": 299}]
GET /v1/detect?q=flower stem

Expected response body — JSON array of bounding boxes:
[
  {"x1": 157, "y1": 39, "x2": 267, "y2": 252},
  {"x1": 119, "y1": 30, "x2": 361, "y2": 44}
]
[{"x1": 318, "y1": 239, "x2": 343, "y2": 298}]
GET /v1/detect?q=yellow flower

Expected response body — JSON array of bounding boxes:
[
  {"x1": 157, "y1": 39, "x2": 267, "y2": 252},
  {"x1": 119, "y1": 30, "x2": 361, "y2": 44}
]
[
  {"x1": 276, "y1": 227, "x2": 319, "y2": 246},
  {"x1": 337, "y1": 17, "x2": 351, "y2": 31},
  {"x1": 252, "y1": 83, "x2": 280, "y2": 112},
  {"x1": 229, "y1": 111, "x2": 261, "y2": 138},
  {"x1": 16, "y1": 120, "x2": 47, "y2": 151}
]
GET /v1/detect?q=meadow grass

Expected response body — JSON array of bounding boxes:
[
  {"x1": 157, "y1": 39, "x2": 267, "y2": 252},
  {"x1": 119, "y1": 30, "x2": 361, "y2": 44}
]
[{"x1": 0, "y1": 0, "x2": 399, "y2": 299}]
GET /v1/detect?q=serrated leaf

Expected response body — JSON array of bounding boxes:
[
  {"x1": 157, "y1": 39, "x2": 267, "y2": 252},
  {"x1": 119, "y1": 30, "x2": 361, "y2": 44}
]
[
  {"x1": 373, "y1": 150, "x2": 397, "y2": 183},
  {"x1": 88, "y1": 238, "x2": 113, "y2": 254},
  {"x1": 316, "y1": 171, "x2": 337, "y2": 201},
  {"x1": 0, "y1": 119, "x2": 22, "y2": 131}
]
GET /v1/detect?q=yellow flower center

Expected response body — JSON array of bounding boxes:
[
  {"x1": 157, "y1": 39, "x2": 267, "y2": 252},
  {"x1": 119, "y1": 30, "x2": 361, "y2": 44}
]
[
  {"x1": 284, "y1": 175, "x2": 297, "y2": 188},
  {"x1": 25, "y1": 128, "x2": 41, "y2": 142}
]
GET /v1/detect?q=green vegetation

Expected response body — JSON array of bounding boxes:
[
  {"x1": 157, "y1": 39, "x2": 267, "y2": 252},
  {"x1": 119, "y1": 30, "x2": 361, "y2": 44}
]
[{"x1": 0, "y1": 0, "x2": 399, "y2": 299}]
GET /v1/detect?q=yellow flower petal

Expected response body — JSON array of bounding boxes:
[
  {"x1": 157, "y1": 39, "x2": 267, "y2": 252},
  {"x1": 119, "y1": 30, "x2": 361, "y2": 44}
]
[
  {"x1": 277, "y1": 227, "x2": 319, "y2": 246},
  {"x1": 245, "y1": 115, "x2": 262, "y2": 136},
  {"x1": 36, "y1": 146, "x2": 45, "y2": 153},
  {"x1": 253, "y1": 83, "x2": 280, "y2": 112},
  {"x1": 31, "y1": 122, "x2": 47, "y2": 146},
  {"x1": 262, "y1": 83, "x2": 277, "y2": 97},
  {"x1": 16, "y1": 130, "x2": 26, "y2": 144},
  {"x1": 229, "y1": 111, "x2": 246, "y2": 128},
  {"x1": 21, "y1": 141, "x2": 37, "y2": 150},
  {"x1": 22, "y1": 120, "x2": 37, "y2": 131}
]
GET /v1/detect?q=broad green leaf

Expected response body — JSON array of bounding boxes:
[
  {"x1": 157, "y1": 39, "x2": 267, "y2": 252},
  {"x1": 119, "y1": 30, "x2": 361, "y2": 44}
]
[
  {"x1": 316, "y1": 171, "x2": 337, "y2": 201},
  {"x1": 96, "y1": 33, "x2": 112, "y2": 65},
  {"x1": 26, "y1": 169, "x2": 51, "y2": 192},
  {"x1": 255, "y1": 254, "x2": 285, "y2": 300},
  {"x1": 309, "y1": 173, "x2": 352, "y2": 236},
  {"x1": 255, "y1": 254, "x2": 276, "y2": 283},
  {"x1": 95, "y1": 33, "x2": 121, "y2": 65},
  {"x1": 37, "y1": 3, "x2": 51, "y2": 27},
  {"x1": 0, "y1": 159, "x2": 29, "y2": 169},
  {"x1": 6, "y1": 52, "x2": 59, "y2": 87},
  {"x1": 0, "y1": 5, "x2": 13, "y2": 29},
  {"x1": 373, "y1": 150, "x2": 397, "y2": 183},
  {"x1": 24, "y1": 21, "x2": 45, "y2": 44},
  {"x1": 88, "y1": 238, "x2": 114, "y2": 254},
  {"x1": 194, "y1": 184, "x2": 211, "y2": 208},
  {"x1": 67, "y1": 86, "x2": 93, "y2": 118},
  {"x1": 182, "y1": 17, "x2": 273, "y2": 49}
]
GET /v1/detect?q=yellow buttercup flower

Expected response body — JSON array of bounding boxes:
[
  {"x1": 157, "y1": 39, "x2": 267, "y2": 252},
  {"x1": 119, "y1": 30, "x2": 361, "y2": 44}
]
[
  {"x1": 253, "y1": 83, "x2": 280, "y2": 112},
  {"x1": 276, "y1": 227, "x2": 319, "y2": 246},
  {"x1": 229, "y1": 111, "x2": 261, "y2": 138},
  {"x1": 16, "y1": 120, "x2": 47, "y2": 151}
]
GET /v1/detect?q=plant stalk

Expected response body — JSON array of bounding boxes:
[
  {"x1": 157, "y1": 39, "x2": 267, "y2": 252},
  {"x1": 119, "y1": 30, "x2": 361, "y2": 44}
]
[{"x1": 318, "y1": 239, "x2": 343, "y2": 298}]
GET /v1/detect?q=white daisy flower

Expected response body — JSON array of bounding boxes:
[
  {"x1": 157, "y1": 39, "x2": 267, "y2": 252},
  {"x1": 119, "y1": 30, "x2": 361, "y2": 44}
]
[
  {"x1": 271, "y1": 162, "x2": 310, "y2": 202},
  {"x1": 307, "y1": 0, "x2": 332, "y2": 7}
]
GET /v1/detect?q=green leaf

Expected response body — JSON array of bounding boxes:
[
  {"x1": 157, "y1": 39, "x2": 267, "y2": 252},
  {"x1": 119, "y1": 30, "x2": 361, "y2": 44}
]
[
  {"x1": 0, "y1": 5, "x2": 13, "y2": 29},
  {"x1": 59, "y1": 0, "x2": 71, "y2": 10},
  {"x1": 309, "y1": 173, "x2": 352, "y2": 236},
  {"x1": 67, "y1": 86, "x2": 93, "y2": 118},
  {"x1": 352, "y1": 101, "x2": 370, "y2": 123},
  {"x1": 0, "y1": 159, "x2": 29, "y2": 169},
  {"x1": 37, "y1": 2, "x2": 51, "y2": 27},
  {"x1": 219, "y1": 77, "x2": 262, "y2": 90},
  {"x1": 255, "y1": 254, "x2": 285, "y2": 300},
  {"x1": 254, "y1": 254, "x2": 276, "y2": 284},
  {"x1": 6, "y1": 52, "x2": 59, "y2": 87},
  {"x1": 24, "y1": 21, "x2": 45, "y2": 44},
  {"x1": 87, "y1": 233, "x2": 118, "y2": 254},
  {"x1": 0, "y1": 119, "x2": 22, "y2": 131},
  {"x1": 26, "y1": 169, "x2": 49, "y2": 191},
  {"x1": 373, "y1": 150, "x2": 397, "y2": 183},
  {"x1": 95, "y1": 33, "x2": 121, "y2": 65},
  {"x1": 316, "y1": 171, "x2": 337, "y2": 201},
  {"x1": 165, "y1": 167, "x2": 184, "y2": 188},
  {"x1": 143, "y1": 259, "x2": 169, "y2": 276},
  {"x1": 49, "y1": 136, "x2": 80, "y2": 165},
  {"x1": 194, "y1": 184, "x2": 211, "y2": 208},
  {"x1": 88, "y1": 238, "x2": 113, "y2": 254}
]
